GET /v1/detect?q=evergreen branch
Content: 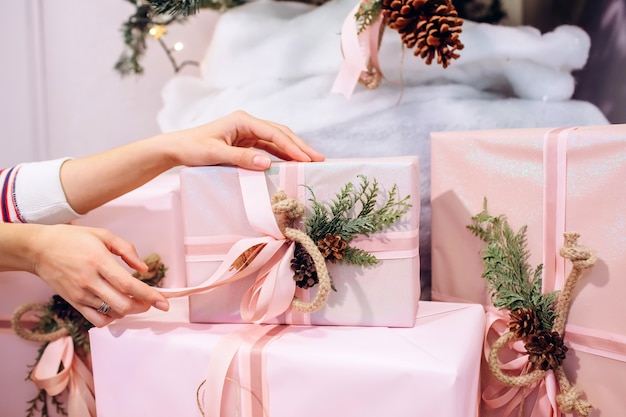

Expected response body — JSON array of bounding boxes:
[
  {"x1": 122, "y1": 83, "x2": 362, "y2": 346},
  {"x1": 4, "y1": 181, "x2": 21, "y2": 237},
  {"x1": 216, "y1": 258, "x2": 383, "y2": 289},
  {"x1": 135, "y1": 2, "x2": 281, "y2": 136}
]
[
  {"x1": 147, "y1": 0, "x2": 244, "y2": 15},
  {"x1": 304, "y1": 176, "x2": 411, "y2": 244},
  {"x1": 467, "y1": 198, "x2": 558, "y2": 330},
  {"x1": 343, "y1": 246, "x2": 379, "y2": 266},
  {"x1": 354, "y1": 0, "x2": 383, "y2": 34}
]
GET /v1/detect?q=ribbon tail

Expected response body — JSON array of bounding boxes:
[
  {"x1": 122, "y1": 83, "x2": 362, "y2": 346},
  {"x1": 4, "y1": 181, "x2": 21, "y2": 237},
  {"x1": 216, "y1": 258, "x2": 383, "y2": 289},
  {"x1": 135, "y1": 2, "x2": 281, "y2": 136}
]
[
  {"x1": 68, "y1": 354, "x2": 97, "y2": 417},
  {"x1": 159, "y1": 237, "x2": 283, "y2": 298},
  {"x1": 241, "y1": 243, "x2": 297, "y2": 323},
  {"x1": 331, "y1": 2, "x2": 372, "y2": 98}
]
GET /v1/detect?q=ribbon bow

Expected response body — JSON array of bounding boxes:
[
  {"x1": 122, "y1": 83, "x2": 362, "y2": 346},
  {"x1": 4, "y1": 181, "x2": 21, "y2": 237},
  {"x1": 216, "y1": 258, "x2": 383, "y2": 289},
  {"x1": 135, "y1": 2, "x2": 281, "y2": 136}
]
[
  {"x1": 485, "y1": 233, "x2": 595, "y2": 417},
  {"x1": 12, "y1": 303, "x2": 96, "y2": 417},
  {"x1": 161, "y1": 169, "x2": 332, "y2": 322}
]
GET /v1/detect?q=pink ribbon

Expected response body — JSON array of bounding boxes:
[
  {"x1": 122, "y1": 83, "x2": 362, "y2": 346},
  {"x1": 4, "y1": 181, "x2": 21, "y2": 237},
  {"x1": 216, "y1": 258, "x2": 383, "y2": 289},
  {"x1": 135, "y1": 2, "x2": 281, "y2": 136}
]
[
  {"x1": 30, "y1": 336, "x2": 96, "y2": 417},
  {"x1": 481, "y1": 127, "x2": 575, "y2": 417},
  {"x1": 331, "y1": 1, "x2": 384, "y2": 98},
  {"x1": 201, "y1": 324, "x2": 290, "y2": 417}
]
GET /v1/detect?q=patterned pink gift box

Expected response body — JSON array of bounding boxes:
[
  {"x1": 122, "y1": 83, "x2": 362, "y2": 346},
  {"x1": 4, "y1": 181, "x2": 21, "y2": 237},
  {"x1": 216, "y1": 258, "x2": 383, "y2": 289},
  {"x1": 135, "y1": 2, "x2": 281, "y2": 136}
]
[
  {"x1": 430, "y1": 125, "x2": 626, "y2": 417},
  {"x1": 89, "y1": 299, "x2": 485, "y2": 417},
  {"x1": 171, "y1": 157, "x2": 421, "y2": 327}
]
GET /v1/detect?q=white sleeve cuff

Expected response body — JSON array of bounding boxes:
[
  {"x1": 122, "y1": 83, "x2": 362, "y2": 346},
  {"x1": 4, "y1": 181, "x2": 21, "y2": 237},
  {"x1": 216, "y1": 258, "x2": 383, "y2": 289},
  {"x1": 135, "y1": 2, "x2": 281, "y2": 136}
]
[{"x1": 14, "y1": 158, "x2": 82, "y2": 224}]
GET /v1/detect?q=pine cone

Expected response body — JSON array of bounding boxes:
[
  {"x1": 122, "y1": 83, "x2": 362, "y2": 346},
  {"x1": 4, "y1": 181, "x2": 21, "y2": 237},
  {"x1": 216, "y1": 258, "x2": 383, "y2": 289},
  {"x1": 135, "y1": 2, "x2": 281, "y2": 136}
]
[
  {"x1": 525, "y1": 330, "x2": 568, "y2": 371},
  {"x1": 382, "y1": 0, "x2": 464, "y2": 68},
  {"x1": 317, "y1": 233, "x2": 348, "y2": 262},
  {"x1": 133, "y1": 253, "x2": 166, "y2": 287},
  {"x1": 291, "y1": 243, "x2": 319, "y2": 289},
  {"x1": 508, "y1": 308, "x2": 541, "y2": 340}
]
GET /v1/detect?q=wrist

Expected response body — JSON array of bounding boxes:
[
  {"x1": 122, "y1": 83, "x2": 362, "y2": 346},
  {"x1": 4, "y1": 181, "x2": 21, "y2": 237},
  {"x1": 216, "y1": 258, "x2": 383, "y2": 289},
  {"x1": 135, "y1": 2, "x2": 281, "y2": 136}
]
[
  {"x1": 151, "y1": 132, "x2": 182, "y2": 169},
  {"x1": 0, "y1": 223, "x2": 43, "y2": 273}
]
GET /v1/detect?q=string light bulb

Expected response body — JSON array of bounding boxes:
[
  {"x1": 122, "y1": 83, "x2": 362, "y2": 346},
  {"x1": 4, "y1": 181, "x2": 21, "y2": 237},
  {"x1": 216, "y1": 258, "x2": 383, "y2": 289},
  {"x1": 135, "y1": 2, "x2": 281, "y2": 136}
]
[
  {"x1": 173, "y1": 42, "x2": 184, "y2": 51},
  {"x1": 148, "y1": 25, "x2": 168, "y2": 40}
]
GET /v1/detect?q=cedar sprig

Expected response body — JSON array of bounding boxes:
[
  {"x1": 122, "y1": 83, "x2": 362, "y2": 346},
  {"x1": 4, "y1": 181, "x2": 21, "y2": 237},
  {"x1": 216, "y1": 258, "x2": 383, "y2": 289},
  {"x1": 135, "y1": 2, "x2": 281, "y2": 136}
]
[
  {"x1": 354, "y1": 0, "x2": 383, "y2": 34},
  {"x1": 304, "y1": 175, "x2": 411, "y2": 266},
  {"x1": 467, "y1": 198, "x2": 558, "y2": 330}
]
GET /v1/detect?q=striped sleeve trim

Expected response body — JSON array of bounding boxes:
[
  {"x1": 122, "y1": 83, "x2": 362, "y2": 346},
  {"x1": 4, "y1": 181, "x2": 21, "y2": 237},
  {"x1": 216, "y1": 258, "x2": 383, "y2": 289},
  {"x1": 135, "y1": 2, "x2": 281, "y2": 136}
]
[{"x1": 0, "y1": 165, "x2": 26, "y2": 223}]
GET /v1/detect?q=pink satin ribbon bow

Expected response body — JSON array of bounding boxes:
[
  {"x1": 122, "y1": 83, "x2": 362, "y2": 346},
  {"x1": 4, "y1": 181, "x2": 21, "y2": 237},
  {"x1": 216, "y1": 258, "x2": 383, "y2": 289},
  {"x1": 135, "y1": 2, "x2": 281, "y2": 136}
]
[
  {"x1": 30, "y1": 336, "x2": 96, "y2": 417},
  {"x1": 331, "y1": 1, "x2": 384, "y2": 98}
]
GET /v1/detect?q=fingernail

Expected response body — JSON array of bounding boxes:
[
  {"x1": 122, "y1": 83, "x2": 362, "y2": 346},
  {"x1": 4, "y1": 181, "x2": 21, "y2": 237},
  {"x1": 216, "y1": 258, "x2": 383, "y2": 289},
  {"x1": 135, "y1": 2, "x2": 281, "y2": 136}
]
[
  {"x1": 155, "y1": 300, "x2": 170, "y2": 311},
  {"x1": 253, "y1": 155, "x2": 271, "y2": 169}
]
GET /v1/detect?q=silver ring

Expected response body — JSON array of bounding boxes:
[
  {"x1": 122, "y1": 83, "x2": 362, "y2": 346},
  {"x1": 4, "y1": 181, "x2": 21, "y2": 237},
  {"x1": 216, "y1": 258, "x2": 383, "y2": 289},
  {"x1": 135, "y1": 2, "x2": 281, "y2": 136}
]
[{"x1": 97, "y1": 301, "x2": 111, "y2": 315}]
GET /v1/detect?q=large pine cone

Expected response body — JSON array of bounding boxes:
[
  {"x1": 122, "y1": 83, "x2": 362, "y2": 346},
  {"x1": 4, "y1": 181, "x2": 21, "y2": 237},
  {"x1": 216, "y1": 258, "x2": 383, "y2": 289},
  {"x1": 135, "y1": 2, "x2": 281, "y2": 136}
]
[
  {"x1": 525, "y1": 330, "x2": 568, "y2": 371},
  {"x1": 382, "y1": 0, "x2": 464, "y2": 68}
]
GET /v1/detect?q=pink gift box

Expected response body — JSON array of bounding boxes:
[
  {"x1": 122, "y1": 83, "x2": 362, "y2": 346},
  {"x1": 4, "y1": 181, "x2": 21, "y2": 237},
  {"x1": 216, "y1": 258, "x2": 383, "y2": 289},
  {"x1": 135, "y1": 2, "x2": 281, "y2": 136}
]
[
  {"x1": 430, "y1": 125, "x2": 626, "y2": 417},
  {"x1": 0, "y1": 173, "x2": 185, "y2": 415},
  {"x1": 177, "y1": 157, "x2": 420, "y2": 327},
  {"x1": 89, "y1": 299, "x2": 485, "y2": 417},
  {"x1": 73, "y1": 172, "x2": 186, "y2": 288}
]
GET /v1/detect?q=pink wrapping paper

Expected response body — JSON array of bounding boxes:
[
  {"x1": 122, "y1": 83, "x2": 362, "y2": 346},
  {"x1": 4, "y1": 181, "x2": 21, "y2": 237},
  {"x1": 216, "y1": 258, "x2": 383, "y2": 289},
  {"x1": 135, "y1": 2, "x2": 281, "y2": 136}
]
[
  {"x1": 179, "y1": 157, "x2": 420, "y2": 327},
  {"x1": 89, "y1": 299, "x2": 484, "y2": 417},
  {"x1": 430, "y1": 124, "x2": 626, "y2": 417},
  {"x1": 73, "y1": 172, "x2": 186, "y2": 288}
]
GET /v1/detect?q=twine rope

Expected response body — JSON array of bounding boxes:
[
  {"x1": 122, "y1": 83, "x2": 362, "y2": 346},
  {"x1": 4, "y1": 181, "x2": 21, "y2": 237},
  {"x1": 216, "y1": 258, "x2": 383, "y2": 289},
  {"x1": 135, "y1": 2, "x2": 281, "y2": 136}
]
[
  {"x1": 11, "y1": 303, "x2": 68, "y2": 343},
  {"x1": 487, "y1": 232, "x2": 595, "y2": 416},
  {"x1": 271, "y1": 190, "x2": 331, "y2": 313}
]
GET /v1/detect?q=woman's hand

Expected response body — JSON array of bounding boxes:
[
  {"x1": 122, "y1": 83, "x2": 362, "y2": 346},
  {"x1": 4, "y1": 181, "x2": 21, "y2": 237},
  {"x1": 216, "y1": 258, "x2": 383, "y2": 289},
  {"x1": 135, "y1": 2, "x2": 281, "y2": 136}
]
[
  {"x1": 25, "y1": 224, "x2": 169, "y2": 327},
  {"x1": 161, "y1": 110, "x2": 325, "y2": 170}
]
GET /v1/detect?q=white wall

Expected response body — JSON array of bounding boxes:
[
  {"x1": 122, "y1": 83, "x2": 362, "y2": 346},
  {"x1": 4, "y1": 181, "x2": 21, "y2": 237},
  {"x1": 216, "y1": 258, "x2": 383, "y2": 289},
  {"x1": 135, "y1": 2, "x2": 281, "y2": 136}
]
[{"x1": 0, "y1": 0, "x2": 218, "y2": 168}]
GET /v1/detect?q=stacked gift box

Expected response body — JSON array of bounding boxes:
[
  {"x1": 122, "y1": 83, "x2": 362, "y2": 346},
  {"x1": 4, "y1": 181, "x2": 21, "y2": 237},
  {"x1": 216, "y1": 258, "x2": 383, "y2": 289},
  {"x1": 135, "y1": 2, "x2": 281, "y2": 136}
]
[
  {"x1": 15, "y1": 124, "x2": 626, "y2": 416},
  {"x1": 83, "y1": 156, "x2": 488, "y2": 417}
]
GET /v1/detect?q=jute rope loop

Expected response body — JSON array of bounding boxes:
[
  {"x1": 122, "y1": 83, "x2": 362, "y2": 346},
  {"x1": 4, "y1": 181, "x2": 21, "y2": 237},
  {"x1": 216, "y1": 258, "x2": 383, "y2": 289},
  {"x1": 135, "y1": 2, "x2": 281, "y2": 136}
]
[
  {"x1": 271, "y1": 190, "x2": 332, "y2": 313},
  {"x1": 12, "y1": 303, "x2": 68, "y2": 343},
  {"x1": 487, "y1": 232, "x2": 595, "y2": 417}
]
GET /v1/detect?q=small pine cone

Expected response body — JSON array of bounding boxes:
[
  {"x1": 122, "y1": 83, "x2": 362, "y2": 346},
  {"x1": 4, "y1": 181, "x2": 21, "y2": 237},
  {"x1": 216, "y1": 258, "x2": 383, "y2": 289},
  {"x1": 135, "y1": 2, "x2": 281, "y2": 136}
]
[
  {"x1": 508, "y1": 308, "x2": 541, "y2": 340},
  {"x1": 382, "y1": 0, "x2": 464, "y2": 68},
  {"x1": 317, "y1": 233, "x2": 348, "y2": 263},
  {"x1": 291, "y1": 243, "x2": 319, "y2": 289},
  {"x1": 525, "y1": 330, "x2": 568, "y2": 371},
  {"x1": 133, "y1": 254, "x2": 166, "y2": 287}
]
